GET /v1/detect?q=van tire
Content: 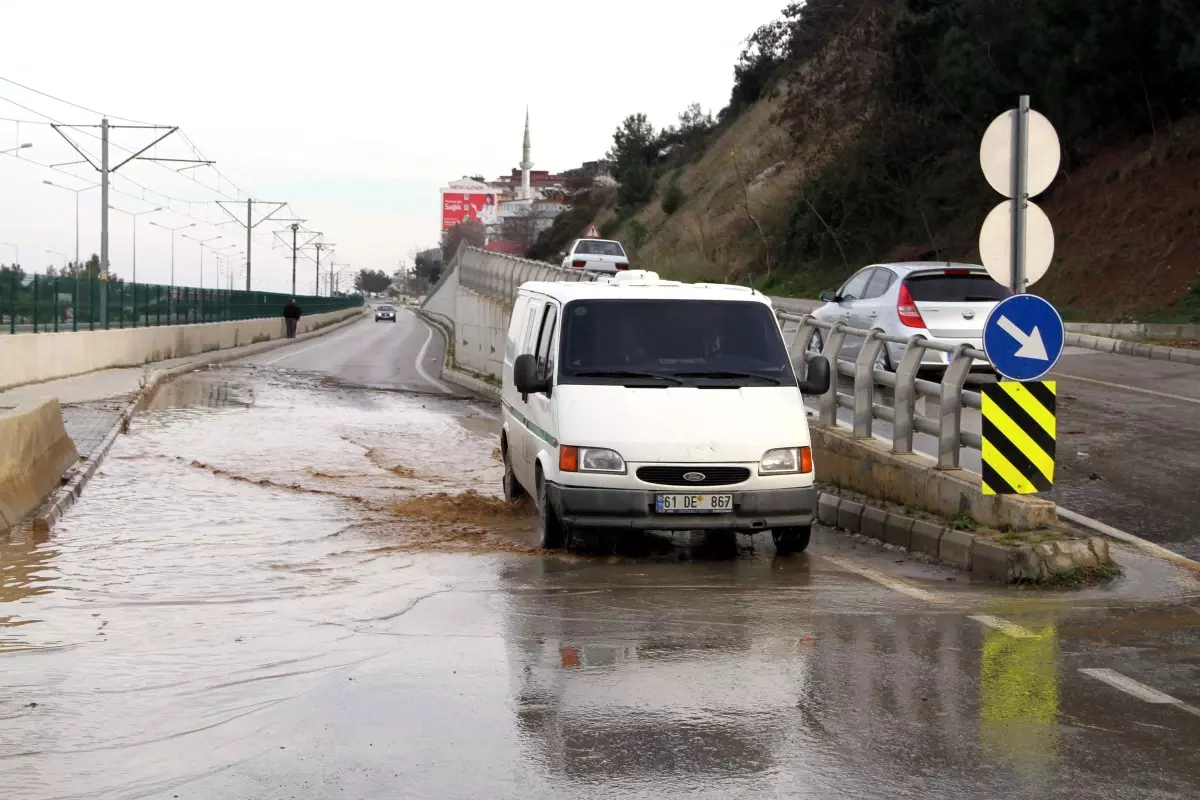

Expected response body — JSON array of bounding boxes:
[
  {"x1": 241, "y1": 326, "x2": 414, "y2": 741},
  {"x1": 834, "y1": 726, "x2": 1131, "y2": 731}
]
[
  {"x1": 537, "y1": 475, "x2": 568, "y2": 550},
  {"x1": 502, "y1": 444, "x2": 524, "y2": 502},
  {"x1": 772, "y1": 525, "x2": 812, "y2": 554}
]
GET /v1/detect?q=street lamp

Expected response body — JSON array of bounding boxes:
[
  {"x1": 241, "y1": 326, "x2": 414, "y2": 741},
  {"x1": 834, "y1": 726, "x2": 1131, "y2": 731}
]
[
  {"x1": 46, "y1": 249, "x2": 67, "y2": 269},
  {"x1": 149, "y1": 221, "x2": 196, "y2": 286},
  {"x1": 1, "y1": 143, "x2": 32, "y2": 155},
  {"x1": 181, "y1": 232, "x2": 222, "y2": 290},
  {"x1": 43, "y1": 180, "x2": 100, "y2": 268},
  {"x1": 109, "y1": 206, "x2": 162, "y2": 284}
]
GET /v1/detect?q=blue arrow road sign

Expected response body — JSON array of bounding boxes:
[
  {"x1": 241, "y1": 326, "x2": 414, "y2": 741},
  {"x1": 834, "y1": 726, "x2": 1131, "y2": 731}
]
[{"x1": 983, "y1": 294, "x2": 1065, "y2": 382}]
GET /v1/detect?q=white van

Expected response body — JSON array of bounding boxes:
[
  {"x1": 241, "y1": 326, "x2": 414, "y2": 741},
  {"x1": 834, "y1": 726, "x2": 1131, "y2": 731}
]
[{"x1": 500, "y1": 270, "x2": 831, "y2": 554}]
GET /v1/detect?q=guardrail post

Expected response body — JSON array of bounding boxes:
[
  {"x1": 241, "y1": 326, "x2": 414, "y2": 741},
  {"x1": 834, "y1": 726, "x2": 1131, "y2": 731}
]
[
  {"x1": 891, "y1": 336, "x2": 925, "y2": 454},
  {"x1": 819, "y1": 321, "x2": 848, "y2": 426},
  {"x1": 937, "y1": 343, "x2": 974, "y2": 469},
  {"x1": 854, "y1": 331, "x2": 886, "y2": 438},
  {"x1": 784, "y1": 313, "x2": 817, "y2": 381}
]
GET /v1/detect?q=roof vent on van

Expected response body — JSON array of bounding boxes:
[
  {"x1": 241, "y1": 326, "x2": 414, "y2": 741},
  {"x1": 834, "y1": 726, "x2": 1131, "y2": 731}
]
[{"x1": 611, "y1": 270, "x2": 659, "y2": 283}]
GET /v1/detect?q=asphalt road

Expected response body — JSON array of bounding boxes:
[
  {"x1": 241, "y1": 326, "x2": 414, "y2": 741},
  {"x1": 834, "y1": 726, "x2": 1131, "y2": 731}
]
[{"x1": 2, "y1": 309, "x2": 1198, "y2": 799}]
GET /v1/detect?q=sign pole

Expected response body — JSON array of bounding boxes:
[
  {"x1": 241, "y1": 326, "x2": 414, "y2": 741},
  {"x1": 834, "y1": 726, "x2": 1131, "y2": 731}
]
[{"x1": 1010, "y1": 95, "x2": 1029, "y2": 294}]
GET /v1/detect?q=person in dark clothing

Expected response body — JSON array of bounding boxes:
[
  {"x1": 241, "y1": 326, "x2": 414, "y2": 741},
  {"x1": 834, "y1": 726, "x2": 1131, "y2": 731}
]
[{"x1": 283, "y1": 298, "x2": 302, "y2": 338}]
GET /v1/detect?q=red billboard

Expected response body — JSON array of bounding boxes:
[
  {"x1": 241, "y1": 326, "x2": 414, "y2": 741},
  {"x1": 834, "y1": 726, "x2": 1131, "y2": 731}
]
[{"x1": 441, "y1": 191, "x2": 498, "y2": 230}]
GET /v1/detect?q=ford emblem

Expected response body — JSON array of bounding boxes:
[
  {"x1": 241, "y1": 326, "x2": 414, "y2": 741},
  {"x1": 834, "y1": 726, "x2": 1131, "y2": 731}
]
[{"x1": 682, "y1": 472, "x2": 706, "y2": 482}]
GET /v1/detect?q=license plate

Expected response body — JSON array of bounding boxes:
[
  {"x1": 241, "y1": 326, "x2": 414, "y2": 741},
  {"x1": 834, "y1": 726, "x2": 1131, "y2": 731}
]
[{"x1": 655, "y1": 493, "x2": 733, "y2": 513}]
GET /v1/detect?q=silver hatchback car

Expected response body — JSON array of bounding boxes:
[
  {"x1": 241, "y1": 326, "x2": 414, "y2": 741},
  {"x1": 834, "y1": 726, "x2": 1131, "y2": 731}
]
[{"x1": 808, "y1": 262, "x2": 1011, "y2": 370}]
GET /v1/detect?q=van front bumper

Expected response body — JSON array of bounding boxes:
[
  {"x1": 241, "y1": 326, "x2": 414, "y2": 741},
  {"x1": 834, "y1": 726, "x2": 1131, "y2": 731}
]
[{"x1": 548, "y1": 484, "x2": 816, "y2": 532}]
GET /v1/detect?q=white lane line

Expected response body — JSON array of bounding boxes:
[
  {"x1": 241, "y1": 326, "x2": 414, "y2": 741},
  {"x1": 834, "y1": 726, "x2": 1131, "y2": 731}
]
[
  {"x1": 1080, "y1": 668, "x2": 1200, "y2": 718},
  {"x1": 259, "y1": 321, "x2": 364, "y2": 366},
  {"x1": 1053, "y1": 372, "x2": 1200, "y2": 406},
  {"x1": 411, "y1": 313, "x2": 451, "y2": 394},
  {"x1": 1056, "y1": 507, "x2": 1200, "y2": 574},
  {"x1": 968, "y1": 614, "x2": 1037, "y2": 638},
  {"x1": 821, "y1": 556, "x2": 951, "y2": 605}
]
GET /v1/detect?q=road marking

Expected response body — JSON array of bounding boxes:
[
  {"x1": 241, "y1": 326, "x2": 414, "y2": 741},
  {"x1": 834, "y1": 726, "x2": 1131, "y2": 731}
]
[
  {"x1": 1052, "y1": 372, "x2": 1200, "y2": 406},
  {"x1": 412, "y1": 314, "x2": 451, "y2": 394},
  {"x1": 1080, "y1": 668, "x2": 1200, "y2": 718},
  {"x1": 969, "y1": 614, "x2": 1037, "y2": 638},
  {"x1": 1055, "y1": 507, "x2": 1200, "y2": 574},
  {"x1": 821, "y1": 556, "x2": 952, "y2": 605},
  {"x1": 259, "y1": 321, "x2": 363, "y2": 366}
]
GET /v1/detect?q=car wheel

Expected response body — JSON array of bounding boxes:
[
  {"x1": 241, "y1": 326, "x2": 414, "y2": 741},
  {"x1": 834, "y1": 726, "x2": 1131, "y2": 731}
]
[
  {"x1": 537, "y1": 474, "x2": 569, "y2": 550},
  {"x1": 502, "y1": 445, "x2": 524, "y2": 502},
  {"x1": 772, "y1": 525, "x2": 812, "y2": 555}
]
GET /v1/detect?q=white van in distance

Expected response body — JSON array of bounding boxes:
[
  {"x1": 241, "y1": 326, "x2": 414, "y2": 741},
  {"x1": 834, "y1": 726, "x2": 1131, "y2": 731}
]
[{"x1": 500, "y1": 270, "x2": 831, "y2": 553}]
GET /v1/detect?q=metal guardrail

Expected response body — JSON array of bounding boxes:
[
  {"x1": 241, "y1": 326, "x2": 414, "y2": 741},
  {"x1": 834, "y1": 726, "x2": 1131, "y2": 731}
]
[
  {"x1": 779, "y1": 312, "x2": 986, "y2": 470},
  {"x1": 457, "y1": 247, "x2": 596, "y2": 307}
]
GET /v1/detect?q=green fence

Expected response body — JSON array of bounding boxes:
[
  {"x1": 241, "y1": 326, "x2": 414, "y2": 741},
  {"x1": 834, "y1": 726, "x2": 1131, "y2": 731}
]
[{"x1": 0, "y1": 273, "x2": 364, "y2": 334}]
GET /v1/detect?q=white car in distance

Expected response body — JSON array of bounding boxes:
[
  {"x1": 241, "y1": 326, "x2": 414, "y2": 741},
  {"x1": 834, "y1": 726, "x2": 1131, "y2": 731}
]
[{"x1": 560, "y1": 238, "x2": 630, "y2": 275}]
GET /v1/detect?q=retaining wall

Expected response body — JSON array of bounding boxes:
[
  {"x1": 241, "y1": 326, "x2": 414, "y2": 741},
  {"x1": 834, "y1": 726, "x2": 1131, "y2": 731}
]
[
  {"x1": 0, "y1": 306, "x2": 362, "y2": 390},
  {"x1": 0, "y1": 398, "x2": 79, "y2": 532}
]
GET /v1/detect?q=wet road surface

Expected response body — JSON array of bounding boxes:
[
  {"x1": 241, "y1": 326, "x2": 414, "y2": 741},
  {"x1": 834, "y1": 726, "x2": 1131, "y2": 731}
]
[{"x1": 2, "y1": 314, "x2": 1200, "y2": 798}]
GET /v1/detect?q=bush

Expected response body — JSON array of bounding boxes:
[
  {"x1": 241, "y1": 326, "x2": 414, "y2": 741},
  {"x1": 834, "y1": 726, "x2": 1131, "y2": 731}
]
[
  {"x1": 661, "y1": 181, "x2": 685, "y2": 215},
  {"x1": 599, "y1": 217, "x2": 622, "y2": 239},
  {"x1": 628, "y1": 219, "x2": 650, "y2": 251},
  {"x1": 616, "y1": 160, "x2": 655, "y2": 208}
]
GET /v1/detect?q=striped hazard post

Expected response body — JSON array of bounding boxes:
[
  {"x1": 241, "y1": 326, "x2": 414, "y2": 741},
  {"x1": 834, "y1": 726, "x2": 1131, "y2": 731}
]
[{"x1": 981, "y1": 381, "x2": 1057, "y2": 495}]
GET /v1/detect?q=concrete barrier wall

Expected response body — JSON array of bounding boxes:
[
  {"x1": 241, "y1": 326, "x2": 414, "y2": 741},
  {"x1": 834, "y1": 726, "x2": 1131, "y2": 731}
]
[
  {"x1": 0, "y1": 398, "x2": 79, "y2": 531},
  {"x1": 0, "y1": 307, "x2": 362, "y2": 391}
]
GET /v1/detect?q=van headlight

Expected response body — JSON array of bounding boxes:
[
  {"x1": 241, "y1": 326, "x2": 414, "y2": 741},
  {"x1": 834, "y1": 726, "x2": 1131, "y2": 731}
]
[
  {"x1": 759, "y1": 447, "x2": 813, "y2": 475},
  {"x1": 560, "y1": 446, "x2": 627, "y2": 474}
]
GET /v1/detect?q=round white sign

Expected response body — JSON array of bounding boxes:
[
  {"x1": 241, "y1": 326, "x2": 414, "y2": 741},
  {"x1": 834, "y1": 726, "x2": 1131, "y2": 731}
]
[
  {"x1": 978, "y1": 199, "x2": 1055, "y2": 289},
  {"x1": 980, "y1": 109, "x2": 1061, "y2": 199}
]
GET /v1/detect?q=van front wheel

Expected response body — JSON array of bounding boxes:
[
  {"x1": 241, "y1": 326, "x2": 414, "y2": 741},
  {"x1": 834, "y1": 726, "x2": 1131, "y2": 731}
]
[
  {"x1": 772, "y1": 525, "x2": 812, "y2": 555},
  {"x1": 537, "y1": 477, "x2": 569, "y2": 550}
]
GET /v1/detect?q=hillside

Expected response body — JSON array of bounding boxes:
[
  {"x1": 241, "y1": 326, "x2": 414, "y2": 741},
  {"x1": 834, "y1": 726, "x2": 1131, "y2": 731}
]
[{"x1": 534, "y1": 0, "x2": 1200, "y2": 322}]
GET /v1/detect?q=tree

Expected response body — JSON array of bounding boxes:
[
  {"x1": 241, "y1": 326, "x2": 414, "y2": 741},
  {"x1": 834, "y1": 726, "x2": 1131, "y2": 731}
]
[
  {"x1": 502, "y1": 203, "x2": 549, "y2": 251},
  {"x1": 606, "y1": 113, "x2": 661, "y2": 178},
  {"x1": 442, "y1": 219, "x2": 486, "y2": 262},
  {"x1": 627, "y1": 219, "x2": 650, "y2": 251},
  {"x1": 354, "y1": 269, "x2": 391, "y2": 293},
  {"x1": 413, "y1": 251, "x2": 443, "y2": 285}
]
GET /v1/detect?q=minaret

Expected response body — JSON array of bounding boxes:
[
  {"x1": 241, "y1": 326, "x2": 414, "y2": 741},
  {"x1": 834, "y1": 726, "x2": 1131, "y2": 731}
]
[{"x1": 519, "y1": 106, "x2": 533, "y2": 200}]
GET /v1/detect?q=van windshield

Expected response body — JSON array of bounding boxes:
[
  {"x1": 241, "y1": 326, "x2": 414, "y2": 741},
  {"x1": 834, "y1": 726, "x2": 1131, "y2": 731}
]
[{"x1": 558, "y1": 299, "x2": 795, "y2": 386}]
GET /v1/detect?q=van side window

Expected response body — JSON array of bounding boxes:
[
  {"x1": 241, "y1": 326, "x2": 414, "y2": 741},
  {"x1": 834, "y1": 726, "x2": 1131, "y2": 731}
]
[
  {"x1": 535, "y1": 303, "x2": 558, "y2": 380},
  {"x1": 521, "y1": 305, "x2": 539, "y2": 354},
  {"x1": 506, "y1": 297, "x2": 527, "y2": 359}
]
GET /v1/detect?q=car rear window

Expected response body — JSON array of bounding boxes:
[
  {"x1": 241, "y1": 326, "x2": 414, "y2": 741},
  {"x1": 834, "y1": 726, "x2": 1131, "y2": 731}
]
[
  {"x1": 558, "y1": 299, "x2": 793, "y2": 385},
  {"x1": 575, "y1": 240, "x2": 626, "y2": 257},
  {"x1": 904, "y1": 273, "x2": 1011, "y2": 302}
]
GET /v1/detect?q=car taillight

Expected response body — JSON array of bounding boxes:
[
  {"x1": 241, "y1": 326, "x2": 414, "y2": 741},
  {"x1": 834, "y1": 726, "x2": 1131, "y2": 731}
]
[
  {"x1": 943, "y1": 269, "x2": 970, "y2": 276},
  {"x1": 897, "y1": 283, "x2": 926, "y2": 328},
  {"x1": 616, "y1": 262, "x2": 629, "y2": 271},
  {"x1": 571, "y1": 260, "x2": 587, "y2": 269}
]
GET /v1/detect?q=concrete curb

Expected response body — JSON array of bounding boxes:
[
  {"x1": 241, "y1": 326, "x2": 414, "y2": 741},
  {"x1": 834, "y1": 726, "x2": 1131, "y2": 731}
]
[
  {"x1": 1066, "y1": 332, "x2": 1200, "y2": 364},
  {"x1": 416, "y1": 308, "x2": 501, "y2": 402},
  {"x1": 27, "y1": 307, "x2": 368, "y2": 533},
  {"x1": 1056, "y1": 506, "x2": 1200, "y2": 574},
  {"x1": 818, "y1": 489, "x2": 1113, "y2": 583}
]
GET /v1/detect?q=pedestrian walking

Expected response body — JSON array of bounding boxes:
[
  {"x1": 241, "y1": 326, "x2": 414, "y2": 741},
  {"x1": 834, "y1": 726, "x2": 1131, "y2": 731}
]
[{"x1": 283, "y1": 298, "x2": 302, "y2": 339}]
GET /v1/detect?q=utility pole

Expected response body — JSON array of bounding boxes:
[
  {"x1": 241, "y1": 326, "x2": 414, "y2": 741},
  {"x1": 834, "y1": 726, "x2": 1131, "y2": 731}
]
[
  {"x1": 217, "y1": 200, "x2": 289, "y2": 291},
  {"x1": 290, "y1": 223, "x2": 299, "y2": 296},
  {"x1": 314, "y1": 242, "x2": 336, "y2": 296},
  {"x1": 51, "y1": 119, "x2": 210, "y2": 325}
]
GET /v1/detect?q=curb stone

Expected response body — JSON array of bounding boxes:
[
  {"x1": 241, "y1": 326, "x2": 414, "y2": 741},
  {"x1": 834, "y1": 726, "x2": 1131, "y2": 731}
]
[
  {"x1": 1065, "y1": 331, "x2": 1200, "y2": 364},
  {"x1": 816, "y1": 490, "x2": 1114, "y2": 584},
  {"x1": 27, "y1": 308, "x2": 367, "y2": 533}
]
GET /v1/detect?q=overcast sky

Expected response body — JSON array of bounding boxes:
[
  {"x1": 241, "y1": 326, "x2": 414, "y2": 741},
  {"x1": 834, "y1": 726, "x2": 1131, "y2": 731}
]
[{"x1": 1, "y1": 1, "x2": 786, "y2": 293}]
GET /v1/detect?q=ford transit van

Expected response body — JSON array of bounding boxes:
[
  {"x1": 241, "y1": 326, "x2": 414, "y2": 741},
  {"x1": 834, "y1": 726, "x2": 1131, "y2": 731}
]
[{"x1": 500, "y1": 271, "x2": 831, "y2": 553}]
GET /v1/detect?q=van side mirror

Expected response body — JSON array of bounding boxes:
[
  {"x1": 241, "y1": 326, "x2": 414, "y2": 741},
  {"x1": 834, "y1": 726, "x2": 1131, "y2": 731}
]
[
  {"x1": 797, "y1": 355, "x2": 830, "y2": 395},
  {"x1": 514, "y1": 353, "x2": 549, "y2": 395},
  {"x1": 819, "y1": 290, "x2": 839, "y2": 303}
]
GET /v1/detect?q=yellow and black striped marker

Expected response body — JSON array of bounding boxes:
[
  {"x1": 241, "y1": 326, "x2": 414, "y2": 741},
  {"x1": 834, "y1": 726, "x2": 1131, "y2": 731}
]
[{"x1": 981, "y1": 381, "x2": 1056, "y2": 495}]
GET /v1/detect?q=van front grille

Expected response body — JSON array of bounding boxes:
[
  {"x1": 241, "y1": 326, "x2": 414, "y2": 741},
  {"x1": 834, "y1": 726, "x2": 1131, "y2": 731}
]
[{"x1": 636, "y1": 466, "x2": 751, "y2": 487}]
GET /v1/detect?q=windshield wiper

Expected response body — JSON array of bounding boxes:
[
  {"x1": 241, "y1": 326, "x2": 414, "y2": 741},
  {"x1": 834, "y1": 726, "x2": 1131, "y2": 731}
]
[
  {"x1": 571, "y1": 370, "x2": 682, "y2": 384},
  {"x1": 672, "y1": 370, "x2": 786, "y2": 385}
]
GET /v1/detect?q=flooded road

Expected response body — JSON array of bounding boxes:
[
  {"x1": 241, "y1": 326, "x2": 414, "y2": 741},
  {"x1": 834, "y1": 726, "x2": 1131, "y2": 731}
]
[{"x1": 3, "y1": 317, "x2": 1200, "y2": 799}]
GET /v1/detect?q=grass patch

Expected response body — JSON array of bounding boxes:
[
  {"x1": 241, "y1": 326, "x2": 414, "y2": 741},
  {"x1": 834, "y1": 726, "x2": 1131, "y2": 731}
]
[
  {"x1": 949, "y1": 512, "x2": 982, "y2": 532},
  {"x1": 1034, "y1": 563, "x2": 1125, "y2": 587}
]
